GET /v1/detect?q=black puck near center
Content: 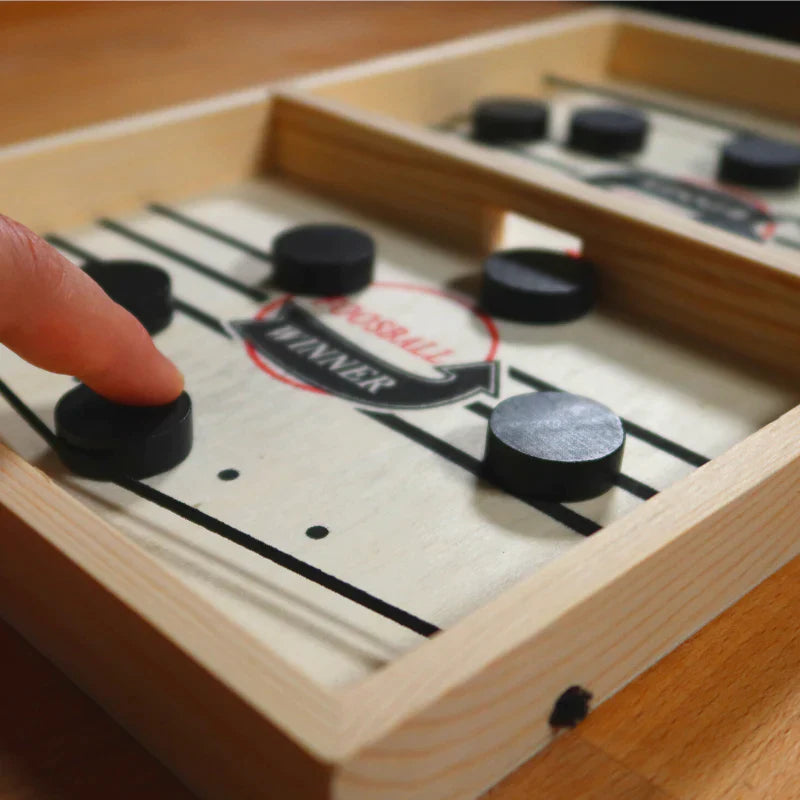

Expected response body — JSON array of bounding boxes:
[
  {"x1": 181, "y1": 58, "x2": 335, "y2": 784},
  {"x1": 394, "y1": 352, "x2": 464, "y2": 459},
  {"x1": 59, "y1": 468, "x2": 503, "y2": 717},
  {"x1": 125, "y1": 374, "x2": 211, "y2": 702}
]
[
  {"x1": 272, "y1": 224, "x2": 375, "y2": 295},
  {"x1": 83, "y1": 260, "x2": 173, "y2": 335},
  {"x1": 567, "y1": 107, "x2": 649, "y2": 157},
  {"x1": 480, "y1": 249, "x2": 596, "y2": 323},
  {"x1": 718, "y1": 135, "x2": 800, "y2": 189},
  {"x1": 472, "y1": 98, "x2": 549, "y2": 144},
  {"x1": 484, "y1": 391, "x2": 625, "y2": 502},
  {"x1": 54, "y1": 384, "x2": 193, "y2": 480}
]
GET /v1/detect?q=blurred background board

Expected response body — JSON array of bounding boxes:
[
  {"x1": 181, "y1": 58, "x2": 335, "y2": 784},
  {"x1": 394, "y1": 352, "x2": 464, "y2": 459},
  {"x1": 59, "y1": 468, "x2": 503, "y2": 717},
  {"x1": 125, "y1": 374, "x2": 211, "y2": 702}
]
[{"x1": 1, "y1": 4, "x2": 799, "y2": 800}]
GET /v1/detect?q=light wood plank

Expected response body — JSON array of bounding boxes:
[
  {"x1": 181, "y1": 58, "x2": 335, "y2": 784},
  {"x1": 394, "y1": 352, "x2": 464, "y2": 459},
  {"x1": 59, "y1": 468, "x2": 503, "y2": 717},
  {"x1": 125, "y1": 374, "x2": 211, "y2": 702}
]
[
  {"x1": 305, "y1": 9, "x2": 617, "y2": 125},
  {"x1": 610, "y1": 12, "x2": 800, "y2": 123},
  {"x1": 0, "y1": 441, "x2": 340, "y2": 798},
  {"x1": 1, "y1": 6, "x2": 800, "y2": 800},
  {"x1": 0, "y1": 95, "x2": 271, "y2": 233},
  {"x1": 333, "y1": 405, "x2": 800, "y2": 798}
]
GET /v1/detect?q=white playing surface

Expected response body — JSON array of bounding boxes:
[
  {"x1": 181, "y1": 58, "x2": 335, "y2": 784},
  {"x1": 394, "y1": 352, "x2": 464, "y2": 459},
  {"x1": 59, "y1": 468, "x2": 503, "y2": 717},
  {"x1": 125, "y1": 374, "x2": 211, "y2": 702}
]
[
  {"x1": 441, "y1": 86, "x2": 800, "y2": 252},
  {"x1": 0, "y1": 179, "x2": 796, "y2": 688}
]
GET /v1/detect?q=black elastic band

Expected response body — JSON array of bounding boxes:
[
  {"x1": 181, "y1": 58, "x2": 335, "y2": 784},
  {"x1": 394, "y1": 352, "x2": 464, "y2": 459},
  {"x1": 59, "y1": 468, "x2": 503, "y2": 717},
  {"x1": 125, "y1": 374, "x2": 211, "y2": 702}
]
[
  {"x1": 99, "y1": 218, "x2": 268, "y2": 302},
  {"x1": 360, "y1": 409, "x2": 600, "y2": 537},
  {"x1": 148, "y1": 204, "x2": 272, "y2": 261}
]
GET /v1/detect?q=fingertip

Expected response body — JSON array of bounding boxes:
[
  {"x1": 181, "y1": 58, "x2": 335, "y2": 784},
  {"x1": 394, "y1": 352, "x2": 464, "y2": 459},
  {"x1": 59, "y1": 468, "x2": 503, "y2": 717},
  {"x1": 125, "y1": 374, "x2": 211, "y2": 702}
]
[
  {"x1": 78, "y1": 313, "x2": 186, "y2": 406},
  {"x1": 85, "y1": 351, "x2": 185, "y2": 406},
  {"x1": 0, "y1": 216, "x2": 186, "y2": 407}
]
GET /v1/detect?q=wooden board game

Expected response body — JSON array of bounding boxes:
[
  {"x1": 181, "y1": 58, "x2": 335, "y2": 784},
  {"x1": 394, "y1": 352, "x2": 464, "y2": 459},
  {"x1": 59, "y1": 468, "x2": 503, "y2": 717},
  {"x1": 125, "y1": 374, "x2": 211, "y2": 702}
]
[{"x1": 1, "y1": 8, "x2": 799, "y2": 800}]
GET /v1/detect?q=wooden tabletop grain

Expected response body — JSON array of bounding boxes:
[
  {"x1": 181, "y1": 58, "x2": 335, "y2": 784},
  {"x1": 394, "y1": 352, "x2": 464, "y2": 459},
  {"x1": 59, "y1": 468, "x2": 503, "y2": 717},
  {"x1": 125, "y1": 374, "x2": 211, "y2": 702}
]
[{"x1": 1, "y1": 4, "x2": 798, "y2": 800}]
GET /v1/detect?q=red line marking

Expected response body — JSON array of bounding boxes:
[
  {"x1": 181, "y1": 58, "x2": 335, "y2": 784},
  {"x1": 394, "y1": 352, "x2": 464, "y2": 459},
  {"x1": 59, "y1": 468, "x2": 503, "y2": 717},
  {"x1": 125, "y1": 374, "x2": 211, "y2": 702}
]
[{"x1": 681, "y1": 175, "x2": 778, "y2": 241}]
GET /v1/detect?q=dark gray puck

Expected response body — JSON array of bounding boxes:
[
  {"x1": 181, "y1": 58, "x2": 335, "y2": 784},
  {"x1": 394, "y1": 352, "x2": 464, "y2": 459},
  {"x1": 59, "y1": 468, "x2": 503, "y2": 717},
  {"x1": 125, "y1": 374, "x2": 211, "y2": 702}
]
[
  {"x1": 273, "y1": 224, "x2": 375, "y2": 295},
  {"x1": 55, "y1": 384, "x2": 193, "y2": 480},
  {"x1": 84, "y1": 260, "x2": 173, "y2": 335},
  {"x1": 484, "y1": 392, "x2": 625, "y2": 502},
  {"x1": 567, "y1": 107, "x2": 648, "y2": 157},
  {"x1": 480, "y1": 249, "x2": 596, "y2": 323},
  {"x1": 718, "y1": 135, "x2": 800, "y2": 189},
  {"x1": 472, "y1": 98, "x2": 549, "y2": 144}
]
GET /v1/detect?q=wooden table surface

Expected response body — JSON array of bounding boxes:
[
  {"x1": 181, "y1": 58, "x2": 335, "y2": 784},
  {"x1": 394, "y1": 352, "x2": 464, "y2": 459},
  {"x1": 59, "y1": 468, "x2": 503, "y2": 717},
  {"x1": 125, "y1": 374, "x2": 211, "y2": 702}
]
[{"x1": 2, "y1": 3, "x2": 799, "y2": 799}]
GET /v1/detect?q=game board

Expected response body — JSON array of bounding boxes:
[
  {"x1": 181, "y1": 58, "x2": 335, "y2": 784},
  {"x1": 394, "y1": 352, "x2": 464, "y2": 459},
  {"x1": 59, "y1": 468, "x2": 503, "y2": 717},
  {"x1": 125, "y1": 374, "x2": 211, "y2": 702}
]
[{"x1": 0, "y1": 9, "x2": 799, "y2": 800}]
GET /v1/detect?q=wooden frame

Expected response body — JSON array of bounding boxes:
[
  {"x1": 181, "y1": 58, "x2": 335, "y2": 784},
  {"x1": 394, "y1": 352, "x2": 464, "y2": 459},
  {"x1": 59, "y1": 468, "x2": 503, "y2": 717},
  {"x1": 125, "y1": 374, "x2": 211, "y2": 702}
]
[
  {"x1": 1, "y1": 9, "x2": 799, "y2": 800},
  {"x1": 281, "y1": 8, "x2": 800, "y2": 383}
]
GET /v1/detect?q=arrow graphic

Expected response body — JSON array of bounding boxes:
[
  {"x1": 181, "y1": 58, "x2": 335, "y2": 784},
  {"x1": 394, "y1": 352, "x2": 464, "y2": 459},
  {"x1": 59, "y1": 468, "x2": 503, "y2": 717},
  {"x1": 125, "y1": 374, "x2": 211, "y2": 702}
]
[{"x1": 231, "y1": 301, "x2": 499, "y2": 409}]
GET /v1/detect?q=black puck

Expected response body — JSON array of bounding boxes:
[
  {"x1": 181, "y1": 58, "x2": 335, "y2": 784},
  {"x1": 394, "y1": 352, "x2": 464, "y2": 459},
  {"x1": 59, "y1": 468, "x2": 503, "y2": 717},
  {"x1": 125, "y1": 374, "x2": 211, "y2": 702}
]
[
  {"x1": 272, "y1": 224, "x2": 375, "y2": 295},
  {"x1": 54, "y1": 384, "x2": 193, "y2": 480},
  {"x1": 484, "y1": 392, "x2": 625, "y2": 502},
  {"x1": 480, "y1": 249, "x2": 596, "y2": 323},
  {"x1": 472, "y1": 98, "x2": 549, "y2": 144},
  {"x1": 83, "y1": 260, "x2": 173, "y2": 335},
  {"x1": 718, "y1": 135, "x2": 800, "y2": 189},
  {"x1": 567, "y1": 107, "x2": 648, "y2": 157}
]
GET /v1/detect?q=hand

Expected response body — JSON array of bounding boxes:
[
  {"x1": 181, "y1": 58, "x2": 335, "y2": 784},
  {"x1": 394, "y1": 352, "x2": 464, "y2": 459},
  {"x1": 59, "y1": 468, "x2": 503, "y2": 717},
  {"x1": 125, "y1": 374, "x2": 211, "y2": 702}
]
[{"x1": 0, "y1": 214, "x2": 183, "y2": 405}]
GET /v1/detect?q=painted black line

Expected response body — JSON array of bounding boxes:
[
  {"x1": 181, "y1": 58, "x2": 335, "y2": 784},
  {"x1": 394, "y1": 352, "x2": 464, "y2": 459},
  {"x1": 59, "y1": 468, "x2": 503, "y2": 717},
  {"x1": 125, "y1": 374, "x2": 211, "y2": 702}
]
[
  {"x1": 45, "y1": 234, "x2": 97, "y2": 263},
  {"x1": 0, "y1": 380, "x2": 57, "y2": 446},
  {"x1": 466, "y1": 401, "x2": 657, "y2": 501},
  {"x1": 113, "y1": 475, "x2": 440, "y2": 638},
  {"x1": 507, "y1": 368, "x2": 559, "y2": 393},
  {"x1": 360, "y1": 409, "x2": 600, "y2": 537},
  {"x1": 465, "y1": 402, "x2": 493, "y2": 418},
  {"x1": 172, "y1": 298, "x2": 232, "y2": 339},
  {"x1": 620, "y1": 418, "x2": 709, "y2": 468},
  {"x1": 98, "y1": 218, "x2": 269, "y2": 302},
  {"x1": 46, "y1": 234, "x2": 233, "y2": 341},
  {"x1": 542, "y1": 74, "x2": 751, "y2": 136},
  {"x1": 508, "y1": 367, "x2": 710, "y2": 468},
  {"x1": 612, "y1": 472, "x2": 658, "y2": 501},
  {"x1": 0, "y1": 383, "x2": 438, "y2": 638},
  {"x1": 774, "y1": 235, "x2": 800, "y2": 252},
  {"x1": 148, "y1": 204, "x2": 273, "y2": 261}
]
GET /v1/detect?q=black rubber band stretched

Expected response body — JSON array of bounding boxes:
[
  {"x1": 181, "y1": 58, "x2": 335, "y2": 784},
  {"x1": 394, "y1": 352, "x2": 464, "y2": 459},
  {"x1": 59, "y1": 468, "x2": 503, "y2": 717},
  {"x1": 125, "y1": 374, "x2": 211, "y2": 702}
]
[
  {"x1": 46, "y1": 235, "x2": 233, "y2": 340},
  {"x1": 98, "y1": 218, "x2": 269, "y2": 302},
  {"x1": 360, "y1": 409, "x2": 601, "y2": 537},
  {"x1": 508, "y1": 367, "x2": 710, "y2": 468},
  {"x1": 148, "y1": 203, "x2": 272, "y2": 261}
]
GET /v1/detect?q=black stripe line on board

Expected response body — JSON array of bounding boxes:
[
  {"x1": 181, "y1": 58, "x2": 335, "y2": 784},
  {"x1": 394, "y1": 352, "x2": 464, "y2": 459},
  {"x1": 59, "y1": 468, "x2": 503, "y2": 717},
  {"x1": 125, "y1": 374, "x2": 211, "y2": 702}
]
[
  {"x1": 113, "y1": 475, "x2": 440, "y2": 638},
  {"x1": 148, "y1": 204, "x2": 273, "y2": 261},
  {"x1": 508, "y1": 367, "x2": 710, "y2": 468},
  {"x1": 172, "y1": 299, "x2": 232, "y2": 339},
  {"x1": 359, "y1": 409, "x2": 600, "y2": 537},
  {"x1": 0, "y1": 383, "x2": 439, "y2": 638},
  {"x1": 0, "y1": 380, "x2": 57, "y2": 446},
  {"x1": 46, "y1": 235, "x2": 233, "y2": 341},
  {"x1": 613, "y1": 473, "x2": 658, "y2": 501},
  {"x1": 98, "y1": 218, "x2": 269, "y2": 302},
  {"x1": 774, "y1": 236, "x2": 800, "y2": 252},
  {"x1": 45, "y1": 234, "x2": 96, "y2": 263},
  {"x1": 466, "y1": 401, "x2": 658, "y2": 502}
]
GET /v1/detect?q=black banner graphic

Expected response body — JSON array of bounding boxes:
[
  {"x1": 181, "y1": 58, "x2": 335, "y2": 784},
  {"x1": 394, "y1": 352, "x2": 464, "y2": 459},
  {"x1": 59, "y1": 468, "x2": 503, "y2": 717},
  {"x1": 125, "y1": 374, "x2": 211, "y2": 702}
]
[
  {"x1": 588, "y1": 170, "x2": 773, "y2": 240},
  {"x1": 232, "y1": 301, "x2": 499, "y2": 409}
]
